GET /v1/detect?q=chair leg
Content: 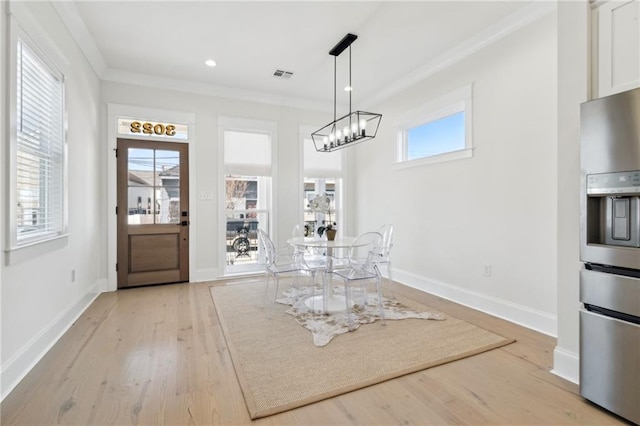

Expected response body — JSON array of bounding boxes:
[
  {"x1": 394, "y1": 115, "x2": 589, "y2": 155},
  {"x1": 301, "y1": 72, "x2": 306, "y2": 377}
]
[
  {"x1": 322, "y1": 271, "x2": 329, "y2": 314},
  {"x1": 307, "y1": 271, "x2": 316, "y2": 311},
  {"x1": 345, "y1": 279, "x2": 355, "y2": 331},
  {"x1": 306, "y1": 271, "x2": 322, "y2": 313},
  {"x1": 384, "y1": 262, "x2": 396, "y2": 301},
  {"x1": 262, "y1": 273, "x2": 270, "y2": 307},
  {"x1": 361, "y1": 282, "x2": 369, "y2": 306},
  {"x1": 273, "y1": 275, "x2": 281, "y2": 303},
  {"x1": 376, "y1": 276, "x2": 386, "y2": 326}
]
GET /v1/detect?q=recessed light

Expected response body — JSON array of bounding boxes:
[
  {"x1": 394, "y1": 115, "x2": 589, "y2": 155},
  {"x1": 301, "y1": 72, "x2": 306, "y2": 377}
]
[{"x1": 205, "y1": 59, "x2": 217, "y2": 67}]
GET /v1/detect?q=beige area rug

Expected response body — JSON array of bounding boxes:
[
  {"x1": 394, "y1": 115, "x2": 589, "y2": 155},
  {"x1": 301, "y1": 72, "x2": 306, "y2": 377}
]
[{"x1": 210, "y1": 281, "x2": 515, "y2": 420}]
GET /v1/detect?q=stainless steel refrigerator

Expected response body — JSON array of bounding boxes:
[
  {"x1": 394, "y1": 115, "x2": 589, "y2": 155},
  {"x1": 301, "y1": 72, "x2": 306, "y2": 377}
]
[{"x1": 580, "y1": 87, "x2": 640, "y2": 425}]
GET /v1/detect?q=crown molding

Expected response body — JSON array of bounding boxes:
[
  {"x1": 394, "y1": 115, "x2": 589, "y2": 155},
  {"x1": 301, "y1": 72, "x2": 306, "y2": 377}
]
[
  {"x1": 359, "y1": 1, "x2": 557, "y2": 109},
  {"x1": 102, "y1": 68, "x2": 335, "y2": 113},
  {"x1": 55, "y1": 1, "x2": 555, "y2": 113},
  {"x1": 51, "y1": 1, "x2": 336, "y2": 112}
]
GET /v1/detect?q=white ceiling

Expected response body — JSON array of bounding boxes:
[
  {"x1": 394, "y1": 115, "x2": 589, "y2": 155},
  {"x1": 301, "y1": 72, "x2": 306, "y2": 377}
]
[{"x1": 55, "y1": 1, "x2": 551, "y2": 111}]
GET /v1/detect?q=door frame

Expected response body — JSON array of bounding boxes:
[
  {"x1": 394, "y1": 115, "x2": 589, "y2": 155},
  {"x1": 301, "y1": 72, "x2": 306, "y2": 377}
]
[
  {"x1": 106, "y1": 103, "x2": 196, "y2": 292},
  {"x1": 116, "y1": 138, "x2": 189, "y2": 288}
]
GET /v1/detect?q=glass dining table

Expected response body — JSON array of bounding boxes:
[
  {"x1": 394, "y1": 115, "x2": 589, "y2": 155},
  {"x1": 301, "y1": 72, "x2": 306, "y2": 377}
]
[{"x1": 287, "y1": 236, "x2": 366, "y2": 313}]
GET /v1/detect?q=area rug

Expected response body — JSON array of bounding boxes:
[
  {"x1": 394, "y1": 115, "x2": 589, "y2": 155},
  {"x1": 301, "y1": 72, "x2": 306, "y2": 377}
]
[
  {"x1": 210, "y1": 281, "x2": 514, "y2": 420},
  {"x1": 276, "y1": 286, "x2": 446, "y2": 346}
]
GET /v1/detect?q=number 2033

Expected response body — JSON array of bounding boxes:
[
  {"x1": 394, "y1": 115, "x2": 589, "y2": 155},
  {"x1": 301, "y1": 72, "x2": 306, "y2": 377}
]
[{"x1": 130, "y1": 121, "x2": 176, "y2": 137}]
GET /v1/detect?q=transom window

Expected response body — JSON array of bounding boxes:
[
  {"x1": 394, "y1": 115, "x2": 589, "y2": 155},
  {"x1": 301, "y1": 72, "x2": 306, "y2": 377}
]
[
  {"x1": 407, "y1": 110, "x2": 465, "y2": 160},
  {"x1": 396, "y1": 84, "x2": 473, "y2": 168}
]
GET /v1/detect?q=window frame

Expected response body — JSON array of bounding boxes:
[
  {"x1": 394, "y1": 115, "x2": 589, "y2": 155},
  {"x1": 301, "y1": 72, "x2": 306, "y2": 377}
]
[
  {"x1": 218, "y1": 117, "x2": 277, "y2": 276},
  {"x1": 300, "y1": 128, "x2": 346, "y2": 236},
  {"x1": 6, "y1": 11, "x2": 69, "y2": 263},
  {"x1": 394, "y1": 84, "x2": 473, "y2": 170}
]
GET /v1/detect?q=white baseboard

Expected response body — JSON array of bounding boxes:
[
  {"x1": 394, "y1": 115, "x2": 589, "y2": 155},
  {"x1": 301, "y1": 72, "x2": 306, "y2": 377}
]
[
  {"x1": 394, "y1": 269, "x2": 557, "y2": 337},
  {"x1": 551, "y1": 346, "x2": 580, "y2": 384},
  {"x1": 192, "y1": 267, "x2": 219, "y2": 283},
  {"x1": 0, "y1": 281, "x2": 102, "y2": 401}
]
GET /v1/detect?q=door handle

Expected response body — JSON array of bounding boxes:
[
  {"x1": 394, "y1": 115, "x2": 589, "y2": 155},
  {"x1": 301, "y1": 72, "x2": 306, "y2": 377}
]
[{"x1": 180, "y1": 221, "x2": 189, "y2": 226}]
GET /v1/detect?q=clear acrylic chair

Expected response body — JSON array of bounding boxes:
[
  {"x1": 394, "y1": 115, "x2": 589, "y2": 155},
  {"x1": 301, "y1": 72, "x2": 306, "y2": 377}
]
[
  {"x1": 257, "y1": 229, "x2": 313, "y2": 307},
  {"x1": 292, "y1": 224, "x2": 326, "y2": 266},
  {"x1": 374, "y1": 224, "x2": 395, "y2": 298},
  {"x1": 291, "y1": 224, "x2": 327, "y2": 311},
  {"x1": 331, "y1": 231, "x2": 385, "y2": 331}
]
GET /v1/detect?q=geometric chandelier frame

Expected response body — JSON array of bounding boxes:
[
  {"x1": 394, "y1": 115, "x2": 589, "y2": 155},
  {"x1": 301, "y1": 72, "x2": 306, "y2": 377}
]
[{"x1": 311, "y1": 33, "x2": 382, "y2": 152}]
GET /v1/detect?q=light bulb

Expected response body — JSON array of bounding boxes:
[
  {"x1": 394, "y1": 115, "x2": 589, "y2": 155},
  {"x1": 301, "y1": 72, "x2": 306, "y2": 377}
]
[
  {"x1": 359, "y1": 118, "x2": 367, "y2": 136},
  {"x1": 329, "y1": 133, "x2": 335, "y2": 142},
  {"x1": 323, "y1": 136, "x2": 329, "y2": 150},
  {"x1": 344, "y1": 86, "x2": 353, "y2": 92},
  {"x1": 351, "y1": 122, "x2": 358, "y2": 138},
  {"x1": 205, "y1": 59, "x2": 217, "y2": 67},
  {"x1": 343, "y1": 126, "x2": 349, "y2": 141},
  {"x1": 336, "y1": 129, "x2": 343, "y2": 142}
]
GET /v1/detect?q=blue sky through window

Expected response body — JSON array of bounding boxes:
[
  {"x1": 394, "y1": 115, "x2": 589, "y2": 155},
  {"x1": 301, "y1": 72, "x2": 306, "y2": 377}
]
[{"x1": 407, "y1": 111, "x2": 465, "y2": 160}]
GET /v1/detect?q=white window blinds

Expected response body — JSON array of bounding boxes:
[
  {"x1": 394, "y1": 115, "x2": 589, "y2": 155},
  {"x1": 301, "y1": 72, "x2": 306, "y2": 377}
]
[
  {"x1": 15, "y1": 39, "x2": 65, "y2": 244},
  {"x1": 224, "y1": 130, "x2": 271, "y2": 176}
]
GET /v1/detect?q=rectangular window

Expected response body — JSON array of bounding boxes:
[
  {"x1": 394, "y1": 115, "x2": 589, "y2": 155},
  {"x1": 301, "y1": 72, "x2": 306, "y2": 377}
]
[
  {"x1": 223, "y1": 128, "x2": 272, "y2": 274},
  {"x1": 303, "y1": 135, "x2": 343, "y2": 235},
  {"x1": 396, "y1": 84, "x2": 473, "y2": 168},
  {"x1": 14, "y1": 38, "x2": 66, "y2": 246},
  {"x1": 407, "y1": 110, "x2": 465, "y2": 160}
]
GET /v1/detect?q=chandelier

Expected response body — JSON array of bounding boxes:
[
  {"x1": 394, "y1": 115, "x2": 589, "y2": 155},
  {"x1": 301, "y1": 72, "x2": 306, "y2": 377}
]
[{"x1": 311, "y1": 33, "x2": 382, "y2": 153}]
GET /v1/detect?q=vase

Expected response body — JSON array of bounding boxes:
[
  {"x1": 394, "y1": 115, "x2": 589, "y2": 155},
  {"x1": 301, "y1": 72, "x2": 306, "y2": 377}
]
[{"x1": 326, "y1": 229, "x2": 337, "y2": 241}]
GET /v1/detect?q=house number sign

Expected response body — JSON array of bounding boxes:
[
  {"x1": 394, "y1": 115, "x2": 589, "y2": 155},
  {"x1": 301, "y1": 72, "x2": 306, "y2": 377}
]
[
  {"x1": 117, "y1": 117, "x2": 188, "y2": 140},
  {"x1": 130, "y1": 121, "x2": 176, "y2": 136}
]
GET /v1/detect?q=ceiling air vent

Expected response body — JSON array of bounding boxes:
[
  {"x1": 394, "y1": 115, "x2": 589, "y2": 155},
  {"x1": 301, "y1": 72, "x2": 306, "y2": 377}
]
[{"x1": 273, "y1": 69, "x2": 293, "y2": 80}]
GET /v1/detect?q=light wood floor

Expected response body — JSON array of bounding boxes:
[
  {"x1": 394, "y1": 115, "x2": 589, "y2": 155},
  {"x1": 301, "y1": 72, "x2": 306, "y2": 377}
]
[{"x1": 0, "y1": 279, "x2": 628, "y2": 425}]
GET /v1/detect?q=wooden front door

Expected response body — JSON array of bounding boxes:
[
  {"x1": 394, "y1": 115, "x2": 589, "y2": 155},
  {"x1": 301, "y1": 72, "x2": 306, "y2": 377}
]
[{"x1": 117, "y1": 138, "x2": 189, "y2": 288}]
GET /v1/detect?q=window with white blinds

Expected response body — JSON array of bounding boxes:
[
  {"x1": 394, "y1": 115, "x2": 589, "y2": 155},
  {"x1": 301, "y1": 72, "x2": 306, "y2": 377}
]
[
  {"x1": 303, "y1": 137, "x2": 342, "y2": 178},
  {"x1": 223, "y1": 130, "x2": 271, "y2": 176},
  {"x1": 15, "y1": 39, "x2": 65, "y2": 245}
]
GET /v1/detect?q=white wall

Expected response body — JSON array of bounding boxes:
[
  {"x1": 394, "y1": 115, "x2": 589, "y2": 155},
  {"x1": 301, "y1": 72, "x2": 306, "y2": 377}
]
[
  {"x1": 100, "y1": 81, "x2": 327, "y2": 281},
  {"x1": 0, "y1": 1, "x2": 102, "y2": 400},
  {"x1": 0, "y1": 0, "x2": 7, "y2": 398},
  {"x1": 554, "y1": 0, "x2": 590, "y2": 384},
  {"x1": 351, "y1": 12, "x2": 558, "y2": 335}
]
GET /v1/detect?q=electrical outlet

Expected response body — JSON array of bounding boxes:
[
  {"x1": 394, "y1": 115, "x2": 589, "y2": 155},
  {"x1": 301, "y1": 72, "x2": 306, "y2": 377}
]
[{"x1": 483, "y1": 264, "x2": 492, "y2": 277}]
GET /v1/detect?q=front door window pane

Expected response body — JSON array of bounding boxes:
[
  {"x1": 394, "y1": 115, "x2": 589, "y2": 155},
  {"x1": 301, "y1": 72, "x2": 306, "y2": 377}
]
[
  {"x1": 156, "y1": 150, "x2": 180, "y2": 224},
  {"x1": 128, "y1": 147, "x2": 181, "y2": 225}
]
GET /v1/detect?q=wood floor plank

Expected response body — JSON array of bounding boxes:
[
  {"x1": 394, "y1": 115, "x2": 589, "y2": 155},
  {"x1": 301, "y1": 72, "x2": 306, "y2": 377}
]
[{"x1": 0, "y1": 279, "x2": 627, "y2": 425}]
